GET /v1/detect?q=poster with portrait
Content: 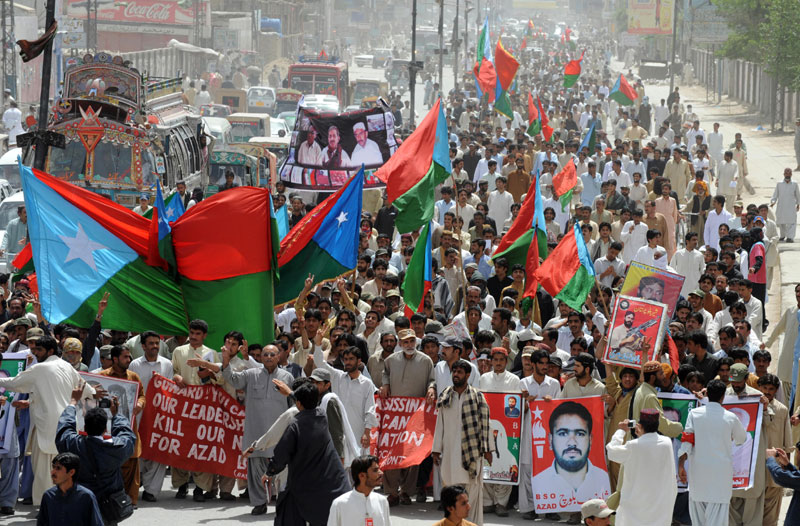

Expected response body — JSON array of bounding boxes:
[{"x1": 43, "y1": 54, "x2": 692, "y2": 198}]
[
  {"x1": 619, "y1": 261, "x2": 685, "y2": 318},
  {"x1": 658, "y1": 392, "x2": 698, "y2": 490},
  {"x1": 279, "y1": 101, "x2": 398, "y2": 190},
  {"x1": 720, "y1": 396, "x2": 763, "y2": 490},
  {"x1": 0, "y1": 352, "x2": 28, "y2": 453},
  {"x1": 482, "y1": 392, "x2": 523, "y2": 485},
  {"x1": 530, "y1": 396, "x2": 611, "y2": 513},
  {"x1": 77, "y1": 372, "x2": 140, "y2": 436},
  {"x1": 603, "y1": 295, "x2": 668, "y2": 369}
]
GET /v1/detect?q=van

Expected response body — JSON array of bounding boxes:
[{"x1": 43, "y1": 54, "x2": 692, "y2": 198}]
[{"x1": 226, "y1": 113, "x2": 271, "y2": 144}]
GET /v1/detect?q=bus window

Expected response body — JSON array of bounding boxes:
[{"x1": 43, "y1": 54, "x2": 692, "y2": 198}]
[
  {"x1": 291, "y1": 74, "x2": 314, "y2": 94},
  {"x1": 93, "y1": 142, "x2": 133, "y2": 183},
  {"x1": 314, "y1": 74, "x2": 338, "y2": 96},
  {"x1": 47, "y1": 141, "x2": 87, "y2": 182}
]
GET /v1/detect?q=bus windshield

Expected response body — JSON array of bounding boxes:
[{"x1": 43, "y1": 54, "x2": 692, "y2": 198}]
[{"x1": 47, "y1": 141, "x2": 88, "y2": 182}]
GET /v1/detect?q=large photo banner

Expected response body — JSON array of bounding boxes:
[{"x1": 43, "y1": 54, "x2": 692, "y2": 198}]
[
  {"x1": 139, "y1": 375, "x2": 247, "y2": 479},
  {"x1": 280, "y1": 103, "x2": 397, "y2": 190},
  {"x1": 620, "y1": 261, "x2": 685, "y2": 318},
  {"x1": 370, "y1": 396, "x2": 437, "y2": 471},
  {"x1": 483, "y1": 392, "x2": 523, "y2": 485},
  {"x1": 659, "y1": 392, "x2": 698, "y2": 490},
  {"x1": 78, "y1": 372, "x2": 140, "y2": 436},
  {"x1": 530, "y1": 396, "x2": 611, "y2": 513},
  {"x1": 0, "y1": 352, "x2": 27, "y2": 453},
  {"x1": 603, "y1": 295, "x2": 667, "y2": 369},
  {"x1": 627, "y1": 0, "x2": 674, "y2": 35}
]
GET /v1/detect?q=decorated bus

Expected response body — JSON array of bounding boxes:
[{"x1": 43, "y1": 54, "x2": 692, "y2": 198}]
[
  {"x1": 287, "y1": 56, "x2": 349, "y2": 110},
  {"x1": 28, "y1": 52, "x2": 206, "y2": 207}
]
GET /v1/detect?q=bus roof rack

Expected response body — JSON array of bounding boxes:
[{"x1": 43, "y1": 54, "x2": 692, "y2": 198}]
[{"x1": 297, "y1": 55, "x2": 341, "y2": 64}]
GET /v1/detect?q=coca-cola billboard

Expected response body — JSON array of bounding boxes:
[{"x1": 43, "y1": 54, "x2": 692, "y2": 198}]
[{"x1": 67, "y1": 0, "x2": 203, "y2": 25}]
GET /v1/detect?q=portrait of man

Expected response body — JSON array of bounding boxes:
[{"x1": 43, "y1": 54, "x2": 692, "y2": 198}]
[
  {"x1": 322, "y1": 125, "x2": 351, "y2": 169},
  {"x1": 297, "y1": 127, "x2": 323, "y2": 166},
  {"x1": 505, "y1": 395, "x2": 521, "y2": 418},
  {"x1": 636, "y1": 276, "x2": 665, "y2": 302},
  {"x1": 349, "y1": 122, "x2": 384, "y2": 167},
  {"x1": 532, "y1": 401, "x2": 609, "y2": 503}
]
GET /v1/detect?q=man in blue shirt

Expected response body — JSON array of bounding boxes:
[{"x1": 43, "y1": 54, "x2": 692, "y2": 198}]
[{"x1": 37, "y1": 452, "x2": 103, "y2": 526}]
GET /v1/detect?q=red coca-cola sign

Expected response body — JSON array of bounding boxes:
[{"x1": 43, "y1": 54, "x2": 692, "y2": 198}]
[{"x1": 67, "y1": 0, "x2": 200, "y2": 25}]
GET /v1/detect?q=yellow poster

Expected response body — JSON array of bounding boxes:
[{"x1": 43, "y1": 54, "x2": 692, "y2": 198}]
[{"x1": 627, "y1": 0, "x2": 673, "y2": 34}]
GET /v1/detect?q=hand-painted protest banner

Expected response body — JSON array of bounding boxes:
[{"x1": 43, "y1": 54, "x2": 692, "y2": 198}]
[
  {"x1": 530, "y1": 396, "x2": 610, "y2": 513},
  {"x1": 722, "y1": 396, "x2": 763, "y2": 490},
  {"x1": 603, "y1": 295, "x2": 667, "y2": 369},
  {"x1": 139, "y1": 375, "x2": 247, "y2": 479},
  {"x1": 483, "y1": 392, "x2": 523, "y2": 484},
  {"x1": 77, "y1": 372, "x2": 141, "y2": 436},
  {"x1": 620, "y1": 261, "x2": 685, "y2": 318},
  {"x1": 0, "y1": 352, "x2": 27, "y2": 453},
  {"x1": 659, "y1": 392, "x2": 698, "y2": 490},
  {"x1": 369, "y1": 396, "x2": 437, "y2": 470},
  {"x1": 279, "y1": 101, "x2": 398, "y2": 190}
]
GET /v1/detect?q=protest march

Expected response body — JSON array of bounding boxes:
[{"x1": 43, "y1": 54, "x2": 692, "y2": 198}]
[{"x1": 0, "y1": 4, "x2": 799, "y2": 526}]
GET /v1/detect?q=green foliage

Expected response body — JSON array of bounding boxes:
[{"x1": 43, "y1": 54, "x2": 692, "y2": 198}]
[
  {"x1": 713, "y1": 0, "x2": 767, "y2": 61},
  {"x1": 759, "y1": 0, "x2": 800, "y2": 91}
]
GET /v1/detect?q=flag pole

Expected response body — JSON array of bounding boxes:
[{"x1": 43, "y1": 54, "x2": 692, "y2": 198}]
[{"x1": 594, "y1": 278, "x2": 611, "y2": 320}]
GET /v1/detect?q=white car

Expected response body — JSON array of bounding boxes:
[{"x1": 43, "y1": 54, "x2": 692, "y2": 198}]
[
  {"x1": 202, "y1": 117, "x2": 233, "y2": 148},
  {"x1": 0, "y1": 192, "x2": 25, "y2": 273},
  {"x1": 302, "y1": 95, "x2": 340, "y2": 113},
  {"x1": 246, "y1": 86, "x2": 276, "y2": 114},
  {"x1": 0, "y1": 148, "x2": 23, "y2": 191},
  {"x1": 354, "y1": 54, "x2": 374, "y2": 67}
]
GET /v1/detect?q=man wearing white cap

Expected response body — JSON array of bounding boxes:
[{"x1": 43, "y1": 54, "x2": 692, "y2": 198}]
[
  {"x1": 350, "y1": 121, "x2": 384, "y2": 168},
  {"x1": 581, "y1": 498, "x2": 615, "y2": 525}
]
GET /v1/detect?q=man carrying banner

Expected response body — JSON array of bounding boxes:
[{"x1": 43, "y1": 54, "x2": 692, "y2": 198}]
[
  {"x1": 679, "y1": 379, "x2": 748, "y2": 526},
  {"x1": 380, "y1": 328, "x2": 435, "y2": 506},
  {"x1": 217, "y1": 343, "x2": 293, "y2": 515},
  {"x1": 630, "y1": 361, "x2": 683, "y2": 439},
  {"x1": 432, "y1": 359, "x2": 491, "y2": 525},
  {"x1": 478, "y1": 347, "x2": 519, "y2": 517},
  {"x1": 727, "y1": 363, "x2": 768, "y2": 526},
  {"x1": 758, "y1": 373, "x2": 792, "y2": 526},
  {"x1": 129, "y1": 331, "x2": 173, "y2": 503},
  {"x1": 519, "y1": 348, "x2": 561, "y2": 519},
  {"x1": 606, "y1": 409, "x2": 677, "y2": 526}
]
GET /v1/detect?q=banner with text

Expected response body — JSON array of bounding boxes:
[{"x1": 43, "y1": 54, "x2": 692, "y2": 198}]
[
  {"x1": 483, "y1": 392, "x2": 523, "y2": 485},
  {"x1": 530, "y1": 396, "x2": 610, "y2": 513},
  {"x1": 370, "y1": 396, "x2": 437, "y2": 471},
  {"x1": 139, "y1": 375, "x2": 247, "y2": 479}
]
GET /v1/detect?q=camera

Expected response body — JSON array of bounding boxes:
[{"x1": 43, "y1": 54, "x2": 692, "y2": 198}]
[
  {"x1": 98, "y1": 398, "x2": 112, "y2": 409},
  {"x1": 627, "y1": 420, "x2": 636, "y2": 429}
]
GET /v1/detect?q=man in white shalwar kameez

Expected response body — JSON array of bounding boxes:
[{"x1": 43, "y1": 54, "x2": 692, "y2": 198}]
[
  {"x1": 432, "y1": 359, "x2": 491, "y2": 525},
  {"x1": 678, "y1": 379, "x2": 747, "y2": 526},
  {"x1": 478, "y1": 347, "x2": 520, "y2": 516},
  {"x1": 606, "y1": 409, "x2": 677, "y2": 526},
  {"x1": 770, "y1": 168, "x2": 800, "y2": 241}
]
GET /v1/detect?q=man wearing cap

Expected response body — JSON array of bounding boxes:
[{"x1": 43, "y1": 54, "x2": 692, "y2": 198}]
[
  {"x1": 518, "y1": 348, "x2": 561, "y2": 519},
  {"x1": 91, "y1": 345, "x2": 113, "y2": 373},
  {"x1": 559, "y1": 352, "x2": 605, "y2": 399},
  {"x1": 629, "y1": 361, "x2": 684, "y2": 439},
  {"x1": 308, "y1": 366, "x2": 360, "y2": 466},
  {"x1": 432, "y1": 359, "x2": 491, "y2": 524},
  {"x1": 687, "y1": 289, "x2": 713, "y2": 332},
  {"x1": 430, "y1": 338, "x2": 480, "y2": 397},
  {"x1": 350, "y1": 122, "x2": 383, "y2": 167},
  {"x1": 727, "y1": 363, "x2": 769, "y2": 526},
  {"x1": 581, "y1": 498, "x2": 614, "y2": 525},
  {"x1": 477, "y1": 347, "x2": 519, "y2": 516},
  {"x1": 61, "y1": 338, "x2": 88, "y2": 372},
  {"x1": 602, "y1": 364, "x2": 639, "y2": 490},
  {"x1": 379, "y1": 328, "x2": 434, "y2": 506},
  {"x1": 133, "y1": 194, "x2": 151, "y2": 216},
  {"x1": 607, "y1": 409, "x2": 677, "y2": 526},
  {"x1": 679, "y1": 379, "x2": 748, "y2": 526}
]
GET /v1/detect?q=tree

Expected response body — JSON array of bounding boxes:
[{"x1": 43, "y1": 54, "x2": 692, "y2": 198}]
[
  {"x1": 760, "y1": 0, "x2": 800, "y2": 92},
  {"x1": 712, "y1": 0, "x2": 768, "y2": 62}
]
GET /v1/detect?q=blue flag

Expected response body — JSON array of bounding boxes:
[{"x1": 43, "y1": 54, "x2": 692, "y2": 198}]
[{"x1": 275, "y1": 204, "x2": 289, "y2": 240}]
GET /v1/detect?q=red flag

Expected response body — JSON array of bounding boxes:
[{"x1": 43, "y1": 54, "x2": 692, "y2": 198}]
[
  {"x1": 666, "y1": 334, "x2": 680, "y2": 374},
  {"x1": 565, "y1": 27, "x2": 572, "y2": 41},
  {"x1": 536, "y1": 97, "x2": 554, "y2": 141},
  {"x1": 521, "y1": 37, "x2": 527, "y2": 50},
  {"x1": 552, "y1": 158, "x2": 577, "y2": 198},
  {"x1": 527, "y1": 92, "x2": 538, "y2": 125},
  {"x1": 473, "y1": 58, "x2": 498, "y2": 103},
  {"x1": 494, "y1": 38, "x2": 520, "y2": 92}
]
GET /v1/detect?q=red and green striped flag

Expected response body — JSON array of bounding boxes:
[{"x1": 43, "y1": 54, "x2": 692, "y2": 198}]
[
  {"x1": 172, "y1": 187, "x2": 280, "y2": 347},
  {"x1": 537, "y1": 96, "x2": 554, "y2": 142},
  {"x1": 526, "y1": 92, "x2": 540, "y2": 136},
  {"x1": 609, "y1": 73, "x2": 638, "y2": 106},
  {"x1": 473, "y1": 17, "x2": 497, "y2": 102},
  {"x1": 274, "y1": 170, "x2": 363, "y2": 305},
  {"x1": 552, "y1": 158, "x2": 577, "y2": 212},
  {"x1": 493, "y1": 37, "x2": 520, "y2": 119},
  {"x1": 402, "y1": 220, "x2": 433, "y2": 316},
  {"x1": 563, "y1": 50, "x2": 584, "y2": 88},
  {"x1": 533, "y1": 222, "x2": 596, "y2": 311},
  {"x1": 375, "y1": 99, "x2": 451, "y2": 233}
]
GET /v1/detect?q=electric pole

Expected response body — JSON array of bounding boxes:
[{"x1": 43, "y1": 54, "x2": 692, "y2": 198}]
[
  {"x1": 1, "y1": 0, "x2": 16, "y2": 104},
  {"x1": 437, "y1": 0, "x2": 443, "y2": 87},
  {"x1": 32, "y1": 0, "x2": 60, "y2": 170},
  {"x1": 668, "y1": 0, "x2": 679, "y2": 94},
  {"x1": 453, "y1": 0, "x2": 459, "y2": 92},
  {"x1": 409, "y1": 0, "x2": 417, "y2": 127}
]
